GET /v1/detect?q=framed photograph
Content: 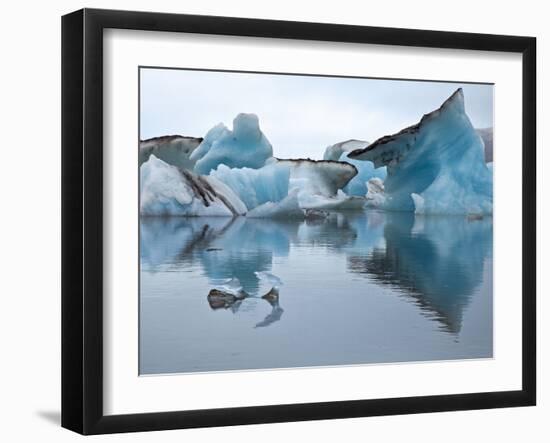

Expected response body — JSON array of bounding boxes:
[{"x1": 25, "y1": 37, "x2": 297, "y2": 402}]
[{"x1": 61, "y1": 8, "x2": 536, "y2": 435}]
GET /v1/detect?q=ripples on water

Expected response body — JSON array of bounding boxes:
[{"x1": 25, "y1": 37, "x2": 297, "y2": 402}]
[{"x1": 140, "y1": 210, "x2": 493, "y2": 374}]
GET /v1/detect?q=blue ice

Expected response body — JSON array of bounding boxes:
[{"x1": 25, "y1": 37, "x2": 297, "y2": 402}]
[
  {"x1": 348, "y1": 89, "x2": 493, "y2": 215},
  {"x1": 192, "y1": 113, "x2": 273, "y2": 175}
]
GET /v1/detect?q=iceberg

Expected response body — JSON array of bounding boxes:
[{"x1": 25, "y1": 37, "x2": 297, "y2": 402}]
[
  {"x1": 189, "y1": 123, "x2": 229, "y2": 164},
  {"x1": 365, "y1": 177, "x2": 386, "y2": 207},
  {"x1": 295, "y1": 190, "x2": 366, "y2": 211},
  {"x1": 477, "y1": 127, "x2": 493, "y2": 163},
  {"x1": 323, "y1": 139, "x2": 370, "y2": 161},
  {"x1": 246, "y1": 189, "x2": 304, "y2": 219},
  {"x1": 323, "y1": 140, "x2": 387, "y2": 197},
  {"x1": 348, "y1": 88, "x2": 492, "y2": 215},
  {"x1": 139, "y1": 135, "x2": 202, "y2": 169},
  {"x1": 274, "y1": 158, "x2": 364, "y2": 209},
  {"x1": 192, "y1": 113, "x2": 273, "y2": 175},
  {"x1": 276, "y1": 158, "x2": 357, "y2": 196},
  {"x1": 210, "y1": 158, "x2": 363, "y2": 215},
  {"x1": 340, "y1": 152, "x2": 387, "y2": 197},
  {"x1": 140, "y1": 155, "x2": 247, "y2": 216},
  {"x1": 209, "y1": 162, "x2": 308, "y2": 218},
  {"x1": 209, "y1": 162, "x2": 290, "y2": 211},
  {"x1": 140, "y1": 155, "x2": 361, "y2": 219}
]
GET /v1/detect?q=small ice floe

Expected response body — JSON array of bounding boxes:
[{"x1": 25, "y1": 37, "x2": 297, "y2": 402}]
[
  {"x1": 207, "y1": 288, "x2": 247, "y2": 310},
  {"x1": 207, "y1": 282, "x2": 284, "y2": 327},
  {"x1": 208, "y1": 277, "x2": 248, "y2": 310}
]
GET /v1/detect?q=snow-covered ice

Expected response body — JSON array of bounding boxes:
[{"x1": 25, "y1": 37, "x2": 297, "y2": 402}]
[
  {"x1": 348, "y1": 88, "x2": 492, "y2": 215},
  {"x1": 275, "y1": 158, "x2": 366, "y2": 210},
  {"x1": 140, "y1": 155, "x2": 247, "y2": 216},
  {"x1": 277, "y1": 158, "x2": 357, "y2": 196},
  {"x1": 139, "y1": 135, "x2": 203, "y2": 169}
]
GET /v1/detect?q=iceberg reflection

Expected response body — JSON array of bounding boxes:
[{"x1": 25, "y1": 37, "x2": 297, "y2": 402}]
[
  {"x1": 140, "y1": 210, "x2": 492, "y2": 334},
  {"x1": 347, "y1": 213, "x2": 492, "y2": 333},
  {"x1": 141, "y1": 217, "x2": 297, "y2": 294}
]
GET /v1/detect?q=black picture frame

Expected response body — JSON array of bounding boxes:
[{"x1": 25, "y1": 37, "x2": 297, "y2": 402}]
[{"x1": 62, "y1": 8, "x2": 537, "y2": 435}]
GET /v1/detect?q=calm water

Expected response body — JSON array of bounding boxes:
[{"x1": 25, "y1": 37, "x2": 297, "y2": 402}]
[{"x1": 139, "y1": 210, "x2": 493, "y2": 375}]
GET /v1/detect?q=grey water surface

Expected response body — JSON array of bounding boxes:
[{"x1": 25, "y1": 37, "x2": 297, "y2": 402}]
[{"x1": 139, "y1": 210, "x2": 493, "y2": 375}]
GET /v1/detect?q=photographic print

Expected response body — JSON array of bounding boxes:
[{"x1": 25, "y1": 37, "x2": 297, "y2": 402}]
[{"x1": 138, "y1": 68, "x2": 494, "y2": 375}]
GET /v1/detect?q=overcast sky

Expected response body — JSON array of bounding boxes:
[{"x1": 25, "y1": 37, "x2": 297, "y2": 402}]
[{"x1": 140, "y1": 68, "x2": 493, "y2": 160}]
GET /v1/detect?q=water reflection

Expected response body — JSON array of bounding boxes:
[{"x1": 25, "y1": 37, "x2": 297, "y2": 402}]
[
  {"x1": 347, "y1": 213, "x2": 492, "y2": 333},
  {"x1": 206, "y1": 285, "x2": 284, "y2": 328},
  {"x1": 140, "y1": 211, "x2": 492, "y2": 334},
  {"x1": 141, "y1": 217, "x2": 302, "y2": 294}
]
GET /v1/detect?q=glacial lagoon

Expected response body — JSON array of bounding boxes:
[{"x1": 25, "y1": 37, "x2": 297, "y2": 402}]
[{"x1": 139, "y1": 210, "x2": 492, "y2": 375}]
